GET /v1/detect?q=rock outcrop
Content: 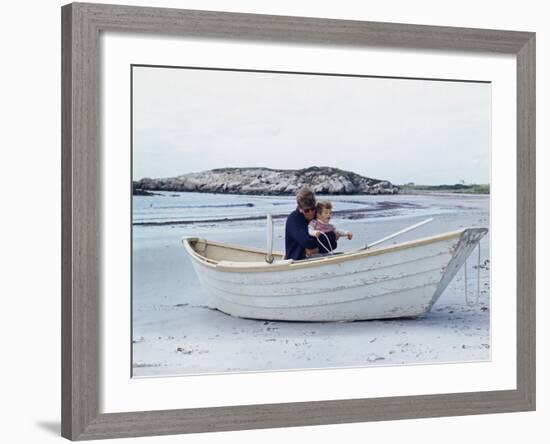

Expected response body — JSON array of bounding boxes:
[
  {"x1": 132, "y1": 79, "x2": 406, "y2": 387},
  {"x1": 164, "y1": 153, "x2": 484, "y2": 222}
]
[{"x1": 133, "y1": 166, "x2": 399, "y2": 196}]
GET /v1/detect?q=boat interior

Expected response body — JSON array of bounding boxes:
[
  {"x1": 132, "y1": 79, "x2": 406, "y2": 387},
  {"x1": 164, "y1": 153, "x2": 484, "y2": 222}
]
[
  {"x1": 182, "y1": 229, "x2": 469, "y2": 267},
  {"x1": 185, "y1": 237, "x2": 285, "y2": 264}
]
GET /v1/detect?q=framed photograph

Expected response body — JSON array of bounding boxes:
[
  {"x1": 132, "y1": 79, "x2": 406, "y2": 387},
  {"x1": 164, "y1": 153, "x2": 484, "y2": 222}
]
[{"x1": 61, "y1": 2, "x2": 535, "y2": 440}]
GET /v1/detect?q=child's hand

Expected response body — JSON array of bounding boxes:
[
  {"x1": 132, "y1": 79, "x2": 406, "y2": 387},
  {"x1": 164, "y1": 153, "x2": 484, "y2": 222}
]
[
  {"x1": 347, "y1": 232, "x2": 353, "y2": 240},
  {"x1": 314, "y1": 230, "x2": 322, "y2": 238}
]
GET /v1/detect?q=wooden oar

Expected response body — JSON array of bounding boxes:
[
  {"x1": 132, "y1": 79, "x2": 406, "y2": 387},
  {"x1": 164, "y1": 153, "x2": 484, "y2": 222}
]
[
  {"x1": 265, "y1": 213, "x2": 274, "y2": 263},
  {"x1": 365, "y1": 217, "x2": 434, "y2": 249}
]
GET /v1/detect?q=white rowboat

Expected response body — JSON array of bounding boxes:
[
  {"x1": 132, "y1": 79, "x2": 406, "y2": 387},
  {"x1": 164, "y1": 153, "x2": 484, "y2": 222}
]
[{"x1": 182, "y1": 227, "x2": 488, "y2": 322}]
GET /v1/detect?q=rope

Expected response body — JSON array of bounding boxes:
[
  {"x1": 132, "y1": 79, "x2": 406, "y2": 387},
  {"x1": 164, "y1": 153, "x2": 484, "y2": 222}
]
[
  {"x1": 316, "y1": 232, "x2": 335, "y2": 255},
  {"x1": 477, "y1": 243, "x2": 481, "y2": 303},
  {"x1": 464, "y1": 242, "x2": 482, "y2": 306},
  {"x1": 464, "y1": 256, "x2": 468, "y2": 302}
]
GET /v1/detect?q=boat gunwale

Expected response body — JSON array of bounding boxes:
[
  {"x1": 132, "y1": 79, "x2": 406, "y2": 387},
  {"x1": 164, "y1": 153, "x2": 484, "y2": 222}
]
[{"x1": 182, "y1": 229, "x2": 473, "y2": 273}]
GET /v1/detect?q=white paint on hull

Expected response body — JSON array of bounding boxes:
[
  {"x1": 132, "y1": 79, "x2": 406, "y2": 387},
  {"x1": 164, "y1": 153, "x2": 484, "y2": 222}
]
[
  {"x1": 183, "y1": 228, "x2": 488, "y2": 321},
  {"x1": 205, "y1": 283, "x2": 438, "y2": 321}
]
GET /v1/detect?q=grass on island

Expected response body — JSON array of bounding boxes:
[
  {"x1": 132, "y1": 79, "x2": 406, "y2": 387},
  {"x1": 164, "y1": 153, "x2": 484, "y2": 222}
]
[{"x1": 400, "y1": 184, "x2": 490, "y2": 194}]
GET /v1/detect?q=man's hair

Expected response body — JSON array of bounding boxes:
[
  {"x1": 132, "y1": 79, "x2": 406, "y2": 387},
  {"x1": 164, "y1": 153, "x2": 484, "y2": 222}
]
[
  {"x1": 296, "y1": 187, "x2": 316, "y2": 209},
  {"x1": 316, "y1": 200, "x2": 333, "y2": 212}
]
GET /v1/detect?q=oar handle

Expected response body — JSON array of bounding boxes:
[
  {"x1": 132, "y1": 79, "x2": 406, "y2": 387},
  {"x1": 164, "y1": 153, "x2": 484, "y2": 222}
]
[
  {"x1": 366, "y1": 217, "x2": 433, "y2": 249},
  {"x1": 265, "y1": 213, "x2": 274, "y2": 263}
]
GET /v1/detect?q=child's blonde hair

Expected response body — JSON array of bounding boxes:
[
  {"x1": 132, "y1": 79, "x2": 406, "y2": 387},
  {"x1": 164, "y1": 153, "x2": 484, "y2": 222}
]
[{"x1": 316, "y1": 200, "x2": 333, "y2": 213}]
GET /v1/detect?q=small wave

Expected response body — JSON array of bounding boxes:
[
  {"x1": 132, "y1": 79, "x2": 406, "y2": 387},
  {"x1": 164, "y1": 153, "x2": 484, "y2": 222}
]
[
  {"x1": 139, "y1": 202, "x2": 255, "y2": 210},
  {"x1": 132, "y1": 203, "x2": 429, "y2": 226},
  {"x1": 133, "y1": 213, "x2": 286, "y2": 226}
]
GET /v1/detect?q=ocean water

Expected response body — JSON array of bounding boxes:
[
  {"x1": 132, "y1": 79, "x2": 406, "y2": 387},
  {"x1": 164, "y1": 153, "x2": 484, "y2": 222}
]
[{"x1": 132, "y1": 191, "x2": 475, "y2": 225}]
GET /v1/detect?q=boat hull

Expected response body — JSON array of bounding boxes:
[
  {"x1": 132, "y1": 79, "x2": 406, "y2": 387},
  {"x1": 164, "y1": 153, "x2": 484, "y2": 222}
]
[{"x1": 184, "y1": 228, "x2": 487, "y2": 321}]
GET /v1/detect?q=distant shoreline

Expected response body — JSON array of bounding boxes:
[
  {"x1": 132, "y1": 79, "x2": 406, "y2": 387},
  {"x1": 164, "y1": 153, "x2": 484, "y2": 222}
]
[
  {"x1": 133, "y1": 187, "x2": 490, "y2": 199},
  {"x1": 399, "y1": 184, "x2": 490, "y2": 195}
]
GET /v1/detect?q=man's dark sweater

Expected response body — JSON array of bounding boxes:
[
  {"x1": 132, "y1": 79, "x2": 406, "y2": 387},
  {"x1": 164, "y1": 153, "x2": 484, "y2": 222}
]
[{"x1": 284, "y1": 208, "x2": 338, "y2": 260}]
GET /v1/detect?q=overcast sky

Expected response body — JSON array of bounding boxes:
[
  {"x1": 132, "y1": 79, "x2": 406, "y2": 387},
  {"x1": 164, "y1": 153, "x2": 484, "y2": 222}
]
[{"x1": 132, "y1": 66, "x2": 491, "y2": 185}]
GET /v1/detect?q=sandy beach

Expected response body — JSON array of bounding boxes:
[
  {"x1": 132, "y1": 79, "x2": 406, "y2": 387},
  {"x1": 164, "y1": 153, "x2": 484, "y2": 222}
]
[{"x1": 132, "y1": 192, "x2": 490, "y2": 377}]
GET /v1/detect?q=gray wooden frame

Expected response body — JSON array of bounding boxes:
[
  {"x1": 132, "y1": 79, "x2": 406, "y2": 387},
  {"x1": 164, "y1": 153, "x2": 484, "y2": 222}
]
[{"x1": 61, "y1": 2, "x2": 536, "y2": 440}]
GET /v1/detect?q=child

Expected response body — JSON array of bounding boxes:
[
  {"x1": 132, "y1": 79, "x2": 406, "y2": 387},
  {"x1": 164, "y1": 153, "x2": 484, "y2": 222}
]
[{"x1": 306, "y1": 200, "x2": 353, "y2": 256}]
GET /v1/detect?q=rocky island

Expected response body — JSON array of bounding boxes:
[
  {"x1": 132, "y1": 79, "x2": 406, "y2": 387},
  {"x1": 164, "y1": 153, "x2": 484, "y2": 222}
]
[{"x1": 133, "y1": 166, "x2": 399, "y2": 196}]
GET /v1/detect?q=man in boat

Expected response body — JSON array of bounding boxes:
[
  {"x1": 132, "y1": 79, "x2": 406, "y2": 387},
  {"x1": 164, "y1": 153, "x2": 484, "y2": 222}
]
[{"x1": 284, "y1": 187, "x2": 338, "y2": 260}]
